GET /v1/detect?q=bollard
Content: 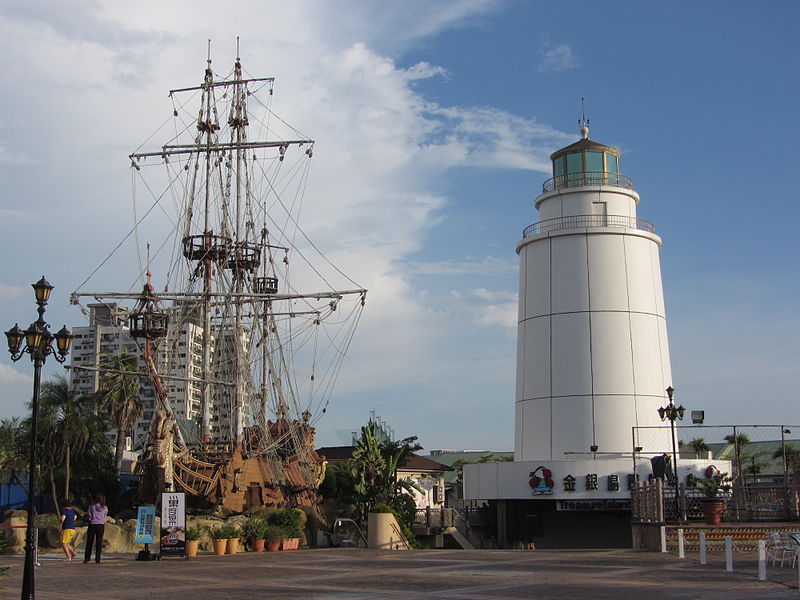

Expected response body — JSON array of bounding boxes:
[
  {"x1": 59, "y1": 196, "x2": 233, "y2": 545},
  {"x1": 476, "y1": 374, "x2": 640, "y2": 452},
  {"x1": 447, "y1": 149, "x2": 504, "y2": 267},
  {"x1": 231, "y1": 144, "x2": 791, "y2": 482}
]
[
  {"x1": 725, "y1": 536, "x2": 733, "y2": 572},
  {"x1": 757, "y1": 540, "x2": 766, "y2": 581},
  {"x1": 677, "y1": 528, "x2": 685, "y2": 559},
  {"x1": 660, "y1": 526, "x2": 667, "y2": 553},
  {"x1": 699, "y1": 531, "x2": 707, "y2": 565}
]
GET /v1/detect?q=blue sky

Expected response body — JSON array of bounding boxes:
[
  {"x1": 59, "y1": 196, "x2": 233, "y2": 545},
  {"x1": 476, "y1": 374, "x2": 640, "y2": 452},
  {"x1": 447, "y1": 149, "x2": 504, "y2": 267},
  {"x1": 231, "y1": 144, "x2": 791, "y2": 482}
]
[{"x1": 0, "y1": 1, "x2": 798, "y2": 451}]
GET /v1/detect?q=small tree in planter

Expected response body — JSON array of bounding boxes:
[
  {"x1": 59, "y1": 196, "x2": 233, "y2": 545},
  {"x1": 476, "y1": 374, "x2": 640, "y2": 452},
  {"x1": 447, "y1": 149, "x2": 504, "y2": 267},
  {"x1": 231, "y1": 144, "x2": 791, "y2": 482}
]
[
  {"x1": 223, "y1": 524, "x2": 241, "y2": 555},
  {"x1": 185, "y1": 527, "x2": 202, "y2": 557},
  {"x1": 268, "y1": 509, "x2": 303, "y2": 550},
  {"x1": 263, "y1": 524, "x2": 285, "y2": 552},
  {"x1": 697, "y1": 465, "x2": 733, "y2": 525},
  {"x1": 211, "y1": 526, "x2": 229, "y2": 555},
  {"x1": 243, "y1": 516, "x2": 267, "y2": 552}
]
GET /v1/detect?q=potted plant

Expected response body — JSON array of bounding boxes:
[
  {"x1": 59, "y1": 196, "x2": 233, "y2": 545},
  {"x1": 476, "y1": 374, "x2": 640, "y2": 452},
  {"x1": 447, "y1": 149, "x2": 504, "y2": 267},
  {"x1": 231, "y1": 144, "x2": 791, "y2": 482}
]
[
  {"x1": 211, "y1": 525, "x2": 229, "y2": 555},
  {"x1": 224, "y1": 524, "x2": 241, "y2": 555},
  {"x1": 185, "y1": 527, "x2": 202, "y2": 557},
  {"x1": 272, "y1": 508, "x2": 302, "y2": 550},
  {"x1": 697, "y1": 465, "x2": 733, "y2": 525},
  {"x1": 264, "y1": 524, "x2": 285, "y2": 552},
  {"x1": 243, "y1": 516, "x2": 267, "y2": 552}
]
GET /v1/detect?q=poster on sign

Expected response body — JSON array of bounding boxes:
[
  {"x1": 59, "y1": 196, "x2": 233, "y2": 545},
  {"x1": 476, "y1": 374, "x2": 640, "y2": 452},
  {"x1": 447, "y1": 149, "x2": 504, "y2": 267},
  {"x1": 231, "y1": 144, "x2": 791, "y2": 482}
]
[
  {"x1": 160, "y1": 492, "x2": 186, "y2": 556},
  {"x1": 134, "y1": 506, "x2": 156, "y2": 545}
]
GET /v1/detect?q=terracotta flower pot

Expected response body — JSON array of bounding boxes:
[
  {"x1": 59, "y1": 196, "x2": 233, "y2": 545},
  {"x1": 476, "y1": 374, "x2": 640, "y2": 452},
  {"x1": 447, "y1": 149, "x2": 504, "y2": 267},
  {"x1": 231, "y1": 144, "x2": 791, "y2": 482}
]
[
  {"x1": 700, "y1": 498, "x2": 726, "y2": 525},
  {"x1": 226, "y1": 538, "x2": 239, "y2": 554},
  {"x1": 250, "y1": 538, "x2": 265, "y2": 552},
  {"x1": 213, "y1": 539, "x2": 227, "y2": 555},
  {"x1": 281, "y1": 537, "x2": 299, "y2": 551},
  {"x1": 186, "y1": 540, "x2": 199, "y2": 557},
  {"x1": 266, "y1": 538, "x2": 281, "y2": 552}
]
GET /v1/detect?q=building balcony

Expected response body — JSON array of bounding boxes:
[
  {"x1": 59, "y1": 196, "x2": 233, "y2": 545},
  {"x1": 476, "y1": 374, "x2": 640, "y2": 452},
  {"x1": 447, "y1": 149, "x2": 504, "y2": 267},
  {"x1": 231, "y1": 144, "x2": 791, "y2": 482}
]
[
  {"x1": 542, "y1": 171, "x2": 633, "y2": 193},
  {"x1": 523, "y1": 214, "x2": 656, "y2": 238}
]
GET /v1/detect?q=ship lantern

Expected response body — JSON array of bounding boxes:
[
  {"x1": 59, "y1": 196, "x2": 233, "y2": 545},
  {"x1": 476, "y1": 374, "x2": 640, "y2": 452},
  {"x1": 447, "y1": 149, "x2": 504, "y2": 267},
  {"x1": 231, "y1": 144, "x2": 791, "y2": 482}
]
[
  {"x1": 254, "y1": 277, "x2": 279, "y2": 295},
  {"x1": 129, "y1": 310, "x2": 168, "y2": 340}
]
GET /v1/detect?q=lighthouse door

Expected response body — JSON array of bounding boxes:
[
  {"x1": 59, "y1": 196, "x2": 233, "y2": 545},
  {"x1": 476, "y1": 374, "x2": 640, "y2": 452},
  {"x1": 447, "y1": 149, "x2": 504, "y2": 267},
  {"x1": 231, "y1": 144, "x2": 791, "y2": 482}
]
[{"x1": 592, "y1": 201, "x2": 608, "y2": 227}]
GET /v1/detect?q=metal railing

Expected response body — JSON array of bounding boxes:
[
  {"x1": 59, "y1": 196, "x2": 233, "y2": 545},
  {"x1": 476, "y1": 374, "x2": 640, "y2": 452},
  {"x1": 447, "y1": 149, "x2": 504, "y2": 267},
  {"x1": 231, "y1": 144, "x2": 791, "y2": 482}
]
[
  {"x1": 632, "y1": 481, "x2": 799, "y2": 524},
  {"x1": 413, "y1": 507, "x2": 454, "y2": 529},
  {"x1": 542, "y1": 172, "x2": 633, "y2": 193},
  {"x1": 523, "y1": 214, "x2": 656, "y2": 238}
]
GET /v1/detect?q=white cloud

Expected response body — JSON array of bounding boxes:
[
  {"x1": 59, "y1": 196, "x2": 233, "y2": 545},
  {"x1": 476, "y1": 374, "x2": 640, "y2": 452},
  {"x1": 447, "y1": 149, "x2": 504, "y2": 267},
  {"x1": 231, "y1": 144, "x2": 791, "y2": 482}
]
[
  {"x1": 407, "y1": 256, "x2": 517, "y2": 276},
  {"x1": 446, "y1": 288, "x2": 517, "y2": 332},
  {"x1": 0, "y1": 2, "x2": 560, "y2": 446},
  {"x1": 0, "y1": 364, "x2": 31, "y2": 385},
  {"x1": 536, "y1": 41, "x2": 578, "y2": 74},
  {"x1": 0, "y1": 283, "x2": 25, "y2": 300},
  {"x1": 421, "y1": 105, "x2": 572, "y2": 171}
]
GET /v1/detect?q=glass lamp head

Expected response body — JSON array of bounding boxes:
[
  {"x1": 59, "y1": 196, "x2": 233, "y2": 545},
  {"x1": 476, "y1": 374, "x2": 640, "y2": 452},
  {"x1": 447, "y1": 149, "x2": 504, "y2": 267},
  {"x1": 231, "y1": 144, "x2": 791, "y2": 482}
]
[
  {"x1": 4, "y1": 324, "x2": 24, "y2": 354},
  {"x1": 54, "y1": 325, "x2": 73, "y2": 356},
  {"x1": 24, "y1": 322, "x2": 45, "y2": 352},
  {"x1": 32, "y1": 276, "x2": 53, "y2": 304}
]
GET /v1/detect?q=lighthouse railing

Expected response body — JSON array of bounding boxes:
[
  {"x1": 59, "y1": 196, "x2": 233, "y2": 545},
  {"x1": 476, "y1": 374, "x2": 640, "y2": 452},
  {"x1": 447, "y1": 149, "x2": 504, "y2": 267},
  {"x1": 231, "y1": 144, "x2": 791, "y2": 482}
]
[
  {"x1": 542, "y1": 171, "x2": 633, "y2": 193},
  {"x1": 523, "y1": 214, "x2": 656, "y2": 238}
]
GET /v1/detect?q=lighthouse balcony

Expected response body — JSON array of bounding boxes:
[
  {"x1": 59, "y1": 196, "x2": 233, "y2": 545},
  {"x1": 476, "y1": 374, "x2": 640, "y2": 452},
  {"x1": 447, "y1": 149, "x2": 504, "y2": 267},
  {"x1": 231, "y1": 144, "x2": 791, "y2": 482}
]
[
  {"x1": 542, "y1": 171, "x2": 633, "y2": 193},
  {"x1": 523, "y1": 214, "x2": 655, "y2": 238}
]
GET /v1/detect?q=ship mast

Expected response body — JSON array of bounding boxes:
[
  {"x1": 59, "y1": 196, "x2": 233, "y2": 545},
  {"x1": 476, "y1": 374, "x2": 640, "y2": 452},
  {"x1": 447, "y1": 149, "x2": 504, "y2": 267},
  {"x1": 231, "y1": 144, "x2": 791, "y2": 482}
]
[
  {"x1": 232, "y1": 51, "x2": 246, "y2": 446},
  {"x1": 201, "y1": 46, "x2": 216, "y2": 443}
]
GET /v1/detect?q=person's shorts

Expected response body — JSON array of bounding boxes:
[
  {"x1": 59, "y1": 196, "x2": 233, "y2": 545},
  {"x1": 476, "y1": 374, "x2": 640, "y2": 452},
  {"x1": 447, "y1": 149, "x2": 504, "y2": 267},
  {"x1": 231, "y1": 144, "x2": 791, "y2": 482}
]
[{"x1": 61, "y1": 529, "x2": 76, "y2": 544}]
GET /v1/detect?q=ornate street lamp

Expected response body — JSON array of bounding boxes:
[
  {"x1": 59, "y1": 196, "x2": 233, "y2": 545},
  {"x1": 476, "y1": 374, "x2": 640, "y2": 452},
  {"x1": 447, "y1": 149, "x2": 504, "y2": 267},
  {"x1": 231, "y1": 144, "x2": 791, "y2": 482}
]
[
  {"x1": 5, "y1": 277, "x2": 72, "y2": 600},
  {"x1": 658, "y1": 386, "x2": 684, "y2": 520}
]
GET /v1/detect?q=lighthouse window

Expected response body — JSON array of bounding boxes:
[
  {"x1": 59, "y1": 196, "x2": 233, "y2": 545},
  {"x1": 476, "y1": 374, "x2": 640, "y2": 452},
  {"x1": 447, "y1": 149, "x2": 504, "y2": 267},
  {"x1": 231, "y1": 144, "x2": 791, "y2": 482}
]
[
  {"x1": 606, "y1": 153, "x2": 618, "y2": 173},
  {"x1": 553, "y1": 156, "x2": 565, "y2": 178},
  {"x1": 586, "y1": 152, "x2": 603, "y2": 172},
  {"x1": 566, "y1": 153, "x2": 582, "y2": 174}
]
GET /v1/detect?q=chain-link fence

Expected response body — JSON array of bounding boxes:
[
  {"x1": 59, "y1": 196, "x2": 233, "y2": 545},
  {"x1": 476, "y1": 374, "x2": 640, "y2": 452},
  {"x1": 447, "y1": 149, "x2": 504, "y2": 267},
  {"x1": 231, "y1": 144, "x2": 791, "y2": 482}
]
[{"x1": 632, "y1": 424, "x2": 800, "y2": 523}]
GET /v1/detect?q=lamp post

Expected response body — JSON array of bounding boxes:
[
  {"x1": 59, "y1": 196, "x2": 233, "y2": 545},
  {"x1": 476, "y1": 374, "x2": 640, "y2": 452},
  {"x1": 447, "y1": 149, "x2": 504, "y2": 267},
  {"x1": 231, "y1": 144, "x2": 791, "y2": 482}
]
[
  {"x1": 5, "y1": 277, "x2": 73, "y2": 600},
  {"x1": 658, "y1": 386, "x2": 685, "y2": 520}
]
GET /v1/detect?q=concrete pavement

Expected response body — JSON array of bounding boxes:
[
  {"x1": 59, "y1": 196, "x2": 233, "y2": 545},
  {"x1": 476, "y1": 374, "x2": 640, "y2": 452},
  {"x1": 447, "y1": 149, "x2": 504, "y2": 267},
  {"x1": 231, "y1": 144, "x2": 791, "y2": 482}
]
[{"x1": 1, "y1": 547, "x2": 798, "y2": 599}]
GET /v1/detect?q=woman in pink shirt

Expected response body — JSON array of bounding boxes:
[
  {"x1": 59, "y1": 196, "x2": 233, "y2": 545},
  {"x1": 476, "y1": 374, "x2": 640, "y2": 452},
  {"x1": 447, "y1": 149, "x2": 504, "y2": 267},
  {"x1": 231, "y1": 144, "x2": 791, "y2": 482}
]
[{"x1": 83, "y1": 492, "x2": 108, "y2": 564}]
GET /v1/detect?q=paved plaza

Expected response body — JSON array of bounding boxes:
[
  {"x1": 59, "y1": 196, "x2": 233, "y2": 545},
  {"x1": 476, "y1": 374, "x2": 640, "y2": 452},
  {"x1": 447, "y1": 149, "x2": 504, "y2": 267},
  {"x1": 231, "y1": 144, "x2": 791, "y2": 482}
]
[{"x1": 1, "y1": 548, "x2": 798, "y2": 599}]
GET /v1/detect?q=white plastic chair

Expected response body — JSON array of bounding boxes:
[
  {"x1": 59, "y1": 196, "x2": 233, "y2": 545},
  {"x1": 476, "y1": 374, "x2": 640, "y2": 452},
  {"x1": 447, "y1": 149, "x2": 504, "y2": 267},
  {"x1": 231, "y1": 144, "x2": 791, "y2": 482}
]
[{"x1": 766, "y1": 532, "x2": 798, "y2": 567}]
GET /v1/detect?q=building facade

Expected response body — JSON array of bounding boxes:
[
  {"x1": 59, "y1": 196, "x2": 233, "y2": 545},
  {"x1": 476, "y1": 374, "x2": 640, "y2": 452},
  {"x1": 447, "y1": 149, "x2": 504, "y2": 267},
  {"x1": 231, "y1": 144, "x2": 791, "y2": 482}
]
[{"x1": 70, "y1": 302, "x2": 230, "y2": 448}]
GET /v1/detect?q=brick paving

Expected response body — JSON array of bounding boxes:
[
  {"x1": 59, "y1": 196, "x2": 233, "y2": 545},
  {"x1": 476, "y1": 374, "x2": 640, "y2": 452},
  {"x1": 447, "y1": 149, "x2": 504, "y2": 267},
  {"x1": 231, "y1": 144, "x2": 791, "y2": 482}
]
[{"x1": 1, "y1": 547, "x2": 798, "y2": 599}]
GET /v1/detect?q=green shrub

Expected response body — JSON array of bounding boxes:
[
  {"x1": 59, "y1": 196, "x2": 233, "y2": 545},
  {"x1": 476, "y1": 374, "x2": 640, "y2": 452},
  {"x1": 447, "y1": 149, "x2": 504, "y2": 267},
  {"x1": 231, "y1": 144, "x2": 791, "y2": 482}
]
[
  {"x1": 371, "y1": 503, "x2": 393, "y2": 513},
  {"x1": 263, "y1": 524, "x2": 285, "y2": 541},
  {"x1": 185, "y1": 527, "x2": 202, "y2": 542},
  {"x1": 267, "y1": 509, "x2": 302, "y2": 538},
  {"x1": 212, "y1": 524, "x2": 239, "y2": 540},
  {"x1": 242, "y1": 516, "x2": 268, "y2": 540}
]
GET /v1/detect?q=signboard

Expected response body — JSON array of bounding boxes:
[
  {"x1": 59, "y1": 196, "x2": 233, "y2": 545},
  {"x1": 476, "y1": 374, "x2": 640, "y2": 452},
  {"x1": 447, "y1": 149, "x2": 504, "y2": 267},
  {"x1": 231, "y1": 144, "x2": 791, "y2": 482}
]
[
  {"x1": 556, "y1": 499, "x2": 631, "y2": 512},
  {"x1": 134, "y1": 506, "x2": 157, "y2": 544},
  {"x1": 160, "y1": 492, "x2": 186, "y2": 556}
]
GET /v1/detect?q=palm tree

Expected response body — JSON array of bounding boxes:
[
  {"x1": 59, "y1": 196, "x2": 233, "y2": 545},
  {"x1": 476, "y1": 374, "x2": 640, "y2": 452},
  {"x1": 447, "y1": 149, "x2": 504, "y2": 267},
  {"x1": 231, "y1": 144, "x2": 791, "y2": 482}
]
[
  {"x1": 97, "y1": 349, "x2": 141, "y2": 480},
  {"x1": 724, "y1": 433, "x2": 750, "y2": 478},
  {"x1": 688, "y1": 438, "x2": 710, "y2": 458},
  {"x1": 38, "y1": 375, "x2": 93, "y2": 510},
  {"x1": 0, "y1": 417, "x2": 27, "y2": 495},
  {"x1": 772, "y1": 443, "x2": 800, "y2": 483}
]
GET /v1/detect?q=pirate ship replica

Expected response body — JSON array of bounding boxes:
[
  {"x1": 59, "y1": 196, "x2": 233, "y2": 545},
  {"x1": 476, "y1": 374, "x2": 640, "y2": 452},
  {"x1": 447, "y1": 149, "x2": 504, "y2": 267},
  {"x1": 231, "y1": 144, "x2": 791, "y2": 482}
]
[{"x1": 71, "y1": 47, "x2": 366, "y2": 511}]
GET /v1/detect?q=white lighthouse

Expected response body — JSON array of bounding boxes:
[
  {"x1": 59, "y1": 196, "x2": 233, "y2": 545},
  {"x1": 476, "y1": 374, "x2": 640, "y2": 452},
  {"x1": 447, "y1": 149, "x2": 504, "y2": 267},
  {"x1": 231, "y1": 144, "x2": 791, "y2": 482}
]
[
  {"x1": 514, "y1": 124, "x2": 672, "y2": 459},
  {"x1": 463, "y1": 123, "x2": 713, "y2": 548}
]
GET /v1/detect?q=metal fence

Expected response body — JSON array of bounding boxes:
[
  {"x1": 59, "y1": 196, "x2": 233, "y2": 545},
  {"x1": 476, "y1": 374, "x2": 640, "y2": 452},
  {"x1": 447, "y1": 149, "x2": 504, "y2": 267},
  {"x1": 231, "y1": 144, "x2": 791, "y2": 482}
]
[{"x1": 632, "y1": 424, "x2": 800, "y2": 523}]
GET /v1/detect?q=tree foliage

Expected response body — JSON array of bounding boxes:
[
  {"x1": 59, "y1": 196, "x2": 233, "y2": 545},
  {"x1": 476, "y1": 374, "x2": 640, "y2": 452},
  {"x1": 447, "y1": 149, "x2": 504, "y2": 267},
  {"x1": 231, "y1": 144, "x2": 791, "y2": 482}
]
[
  {"x1": 339, "y1": 424, "x2": 423, "y2": 526},
  {"x1": 97, "y1": 349, "x2": 141, "y2": 479},
  {"x1": 16, "y1": 375, "x2": 116, "y2": 511}
]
